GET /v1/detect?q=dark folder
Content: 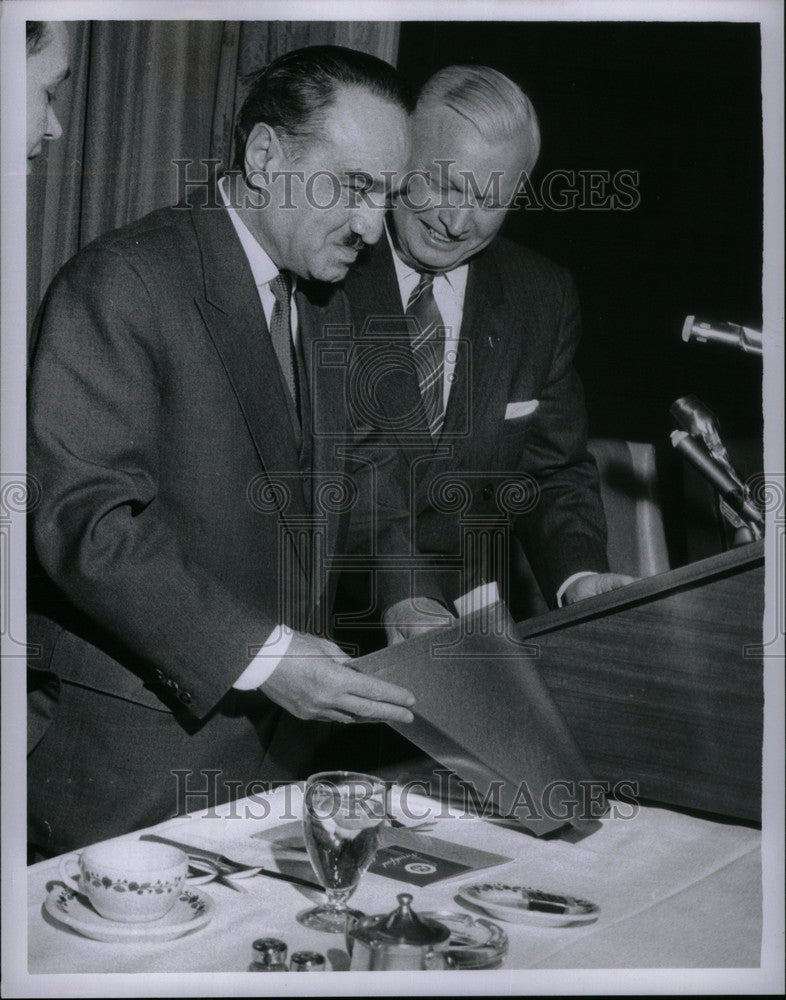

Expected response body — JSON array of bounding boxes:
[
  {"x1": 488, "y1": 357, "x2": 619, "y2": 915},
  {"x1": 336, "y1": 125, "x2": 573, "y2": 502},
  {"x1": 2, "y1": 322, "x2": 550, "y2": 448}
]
[{"x1": 353, "y1": 601, "x2": 603, "y2": 835}]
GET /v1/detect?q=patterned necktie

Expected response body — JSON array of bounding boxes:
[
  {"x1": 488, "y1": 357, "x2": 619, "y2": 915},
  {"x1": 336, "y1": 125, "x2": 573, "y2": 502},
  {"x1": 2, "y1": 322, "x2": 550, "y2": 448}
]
[
  {"x1": 268, "y1": 272, "x2": 299, "y2": 414},
  {"x1": 406, "y1": 272, "x2": 446, "y2": 437}
]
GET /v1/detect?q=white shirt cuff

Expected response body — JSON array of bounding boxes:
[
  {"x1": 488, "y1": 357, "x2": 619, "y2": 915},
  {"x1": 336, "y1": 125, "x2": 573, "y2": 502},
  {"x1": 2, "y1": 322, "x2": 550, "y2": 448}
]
[
  {"x1": 232, "y1": 624, "x2": 294, "y2": 690},
  {"x1": 454, "y1": 581, "x2": 501, "y2": 617},
  {"x1": 556, "y1": 572, "x2": 599, "y2": 608}
]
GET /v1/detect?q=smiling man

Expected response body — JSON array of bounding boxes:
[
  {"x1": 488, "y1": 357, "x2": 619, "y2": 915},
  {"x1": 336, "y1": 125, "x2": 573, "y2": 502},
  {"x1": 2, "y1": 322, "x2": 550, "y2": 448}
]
[
  {"x1": 344, "y1": 65, "x2": 633, "y2": 616},
  {"x1": 26, "y1": 45, "x2": 446, "y2": 855}
]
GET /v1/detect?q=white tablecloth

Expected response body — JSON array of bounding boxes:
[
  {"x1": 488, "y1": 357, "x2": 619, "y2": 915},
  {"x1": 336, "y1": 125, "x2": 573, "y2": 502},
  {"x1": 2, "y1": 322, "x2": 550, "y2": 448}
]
[{"x1": 25, "y1": 783, "x2": 763, "y2": 982}]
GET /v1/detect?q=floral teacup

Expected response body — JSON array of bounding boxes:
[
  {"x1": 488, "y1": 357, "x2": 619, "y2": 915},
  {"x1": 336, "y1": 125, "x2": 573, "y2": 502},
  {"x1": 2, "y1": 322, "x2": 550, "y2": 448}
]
[{"x1": 59, "y1": 840, "x2": 188, "y2": 922}]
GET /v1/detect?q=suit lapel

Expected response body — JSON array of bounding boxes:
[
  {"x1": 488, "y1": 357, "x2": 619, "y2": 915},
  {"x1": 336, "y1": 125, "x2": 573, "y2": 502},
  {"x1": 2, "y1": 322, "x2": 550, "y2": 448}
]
[
  {"x1": 296, "y1": 283, "x2": 352, "y2": 630},
  {"x1": 441, "y1": 248, "x2": 508, "y2": 459},
  {"x1": 344, "y1": 237, "x2": 402, "y2": 331},
  {"x1": 190, "y1": 204, "x2": 307, "y2": 519},
  {"x1": 343, "y1": 238, "x2": 432, "y2": 444},
  {"x1": 191, "y1": 203, "x2": 317, "y2": 620}
]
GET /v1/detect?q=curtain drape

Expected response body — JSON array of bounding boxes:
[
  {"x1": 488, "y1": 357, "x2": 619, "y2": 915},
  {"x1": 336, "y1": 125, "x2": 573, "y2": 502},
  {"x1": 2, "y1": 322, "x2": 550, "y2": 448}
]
[{"x1": 27, "y1": 20, "x2": 400, "y2": 325}]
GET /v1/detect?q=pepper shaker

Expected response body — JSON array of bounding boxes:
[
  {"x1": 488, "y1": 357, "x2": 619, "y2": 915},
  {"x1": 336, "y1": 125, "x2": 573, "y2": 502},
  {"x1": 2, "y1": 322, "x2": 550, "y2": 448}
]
[{"x1": 290, "y1": 950, "x2": 326, "y2": 971}]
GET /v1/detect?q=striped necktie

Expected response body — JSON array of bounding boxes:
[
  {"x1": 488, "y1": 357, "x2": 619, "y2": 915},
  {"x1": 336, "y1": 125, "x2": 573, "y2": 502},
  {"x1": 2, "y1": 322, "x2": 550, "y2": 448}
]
[
  {"x1": 406, "y1": 272, "x2": 446, "y2": 437},
  {"x1": 268, "y1": 271, "x2": 298, "y2": 413}
]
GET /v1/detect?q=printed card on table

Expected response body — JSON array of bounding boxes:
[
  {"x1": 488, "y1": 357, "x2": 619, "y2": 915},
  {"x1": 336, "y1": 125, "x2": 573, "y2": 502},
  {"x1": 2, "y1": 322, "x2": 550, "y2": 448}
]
[{"x1": 253, "y1": 821, "x2": 511, "y2": 887}]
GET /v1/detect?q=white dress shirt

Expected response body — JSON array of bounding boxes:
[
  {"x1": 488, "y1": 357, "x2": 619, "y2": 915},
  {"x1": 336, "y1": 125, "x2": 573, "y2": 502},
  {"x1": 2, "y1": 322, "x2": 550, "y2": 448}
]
[
  {"x1": 217, "y1": 177, "x2": 296, "y2": 690},
  {"x1": 385, "y1": 225, "x2": 595, "y2": 608},
  {"x1": 218, "y1": 176, "x2": 299, "y2": 339}
]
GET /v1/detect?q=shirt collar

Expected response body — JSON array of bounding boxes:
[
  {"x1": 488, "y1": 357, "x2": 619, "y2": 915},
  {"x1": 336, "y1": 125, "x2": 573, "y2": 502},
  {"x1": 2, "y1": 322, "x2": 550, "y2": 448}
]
[
  {"x1": 384, "y1": 218, "x2": 467, "y2": 291},
  {"x1": 218, "y1": 175, "x2": 283, "y2": 290}
]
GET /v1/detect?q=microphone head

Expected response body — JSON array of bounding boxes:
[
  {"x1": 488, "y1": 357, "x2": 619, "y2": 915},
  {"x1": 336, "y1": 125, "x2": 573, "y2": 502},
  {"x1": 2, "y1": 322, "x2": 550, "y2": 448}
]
[
  {"x1": 670, "y1": 395, "x2": 721, "y2": 439},
  {"x1": 681, "y1": 315, "x2": 695, "y2": 344}
]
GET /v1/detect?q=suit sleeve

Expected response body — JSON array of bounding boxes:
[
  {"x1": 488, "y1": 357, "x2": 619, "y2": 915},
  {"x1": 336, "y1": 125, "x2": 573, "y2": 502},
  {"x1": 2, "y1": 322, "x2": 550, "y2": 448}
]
[
  {"x1": 511, "y1": 269, "x2": 609, "y2": 605},
  {"x1": 28, "y1": 247, "x2": 278, "y2": 718}
]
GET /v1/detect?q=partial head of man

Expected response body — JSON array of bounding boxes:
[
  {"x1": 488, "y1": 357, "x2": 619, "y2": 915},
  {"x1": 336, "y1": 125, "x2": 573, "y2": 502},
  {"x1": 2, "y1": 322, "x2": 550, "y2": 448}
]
[
  {"x1": 26, "y1": 21, "x2": 71, "y2": 170},
  {"x1": 233, "y1": 45, "x2": 412, "y2": 283},
  {"x1": 392, "y1": 65, "x2": 540, "y2": 273}
]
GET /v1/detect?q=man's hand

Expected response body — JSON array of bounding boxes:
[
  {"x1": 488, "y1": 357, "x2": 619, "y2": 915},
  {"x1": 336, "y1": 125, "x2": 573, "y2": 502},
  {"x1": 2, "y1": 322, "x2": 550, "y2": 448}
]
[
  {"x1": 562, "y1": 572, "x2": 636, "y2": 605},
  {"x1": 383, "y1": 597, "x2": 456, "y2": 646},
  {"x1": 259, "y1": 631, "x2": 416, "y2": 724}
]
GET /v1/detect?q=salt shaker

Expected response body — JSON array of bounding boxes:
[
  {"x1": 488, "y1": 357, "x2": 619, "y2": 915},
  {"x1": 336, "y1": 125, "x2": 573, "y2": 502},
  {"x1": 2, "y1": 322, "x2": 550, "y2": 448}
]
[{"x1": 248, "y1": 937, "x2": 288, "y2": 972}]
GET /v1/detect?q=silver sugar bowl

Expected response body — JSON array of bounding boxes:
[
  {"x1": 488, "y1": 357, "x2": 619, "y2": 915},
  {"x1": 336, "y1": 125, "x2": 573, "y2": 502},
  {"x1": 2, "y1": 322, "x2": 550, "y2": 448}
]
[{"x1": 346, "y1": 893, "x2": 453, "y2": 971}]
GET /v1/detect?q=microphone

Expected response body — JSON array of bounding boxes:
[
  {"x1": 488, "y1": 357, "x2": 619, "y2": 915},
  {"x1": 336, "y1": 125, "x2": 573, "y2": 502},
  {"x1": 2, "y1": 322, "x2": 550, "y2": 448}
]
[
  {"x1": 682, "y1": 316, "x2": 762, "y2": 357},
  {"x1": 670, "y1": 430, "x2": 763, "y2": 532},
  {"x1": 670, "y1": 395, "x2": 744, "y2": 488}
]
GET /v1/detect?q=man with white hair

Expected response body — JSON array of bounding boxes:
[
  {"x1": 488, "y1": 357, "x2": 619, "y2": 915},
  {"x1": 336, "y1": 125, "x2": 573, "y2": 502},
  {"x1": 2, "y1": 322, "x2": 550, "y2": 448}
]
[{"x1": 344, "y1": 65, "x2": 632, "y2": 616}]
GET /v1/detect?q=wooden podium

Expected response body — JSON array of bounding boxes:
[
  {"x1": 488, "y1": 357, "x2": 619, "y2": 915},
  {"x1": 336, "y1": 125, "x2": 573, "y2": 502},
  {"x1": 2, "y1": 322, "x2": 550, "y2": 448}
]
[{"x1": 515, "y1": 540, "x2": 765, "y2": 822}]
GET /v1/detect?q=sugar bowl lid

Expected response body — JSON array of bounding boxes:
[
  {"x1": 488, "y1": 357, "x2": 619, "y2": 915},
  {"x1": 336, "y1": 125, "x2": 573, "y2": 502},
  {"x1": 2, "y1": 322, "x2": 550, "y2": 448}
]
[{"x1": 351, "y1": 893, "x2": 451, "y2": 947}]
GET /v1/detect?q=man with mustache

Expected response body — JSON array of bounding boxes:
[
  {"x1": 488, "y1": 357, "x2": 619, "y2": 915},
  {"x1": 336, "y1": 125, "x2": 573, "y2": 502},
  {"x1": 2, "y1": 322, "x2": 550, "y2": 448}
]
[
  {"x1": 343, "y1": 65, "x2": 632, "y2": 622},
  {"x1": 27, "y1": 45, "x2": 446, "y2": 855}
]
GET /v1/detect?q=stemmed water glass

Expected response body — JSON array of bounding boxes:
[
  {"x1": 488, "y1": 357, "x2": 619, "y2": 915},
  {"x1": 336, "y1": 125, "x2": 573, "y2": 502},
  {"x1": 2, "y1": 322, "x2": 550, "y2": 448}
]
[{"x1": 299, "y1": 770, "x2": 387, "y2": 933}]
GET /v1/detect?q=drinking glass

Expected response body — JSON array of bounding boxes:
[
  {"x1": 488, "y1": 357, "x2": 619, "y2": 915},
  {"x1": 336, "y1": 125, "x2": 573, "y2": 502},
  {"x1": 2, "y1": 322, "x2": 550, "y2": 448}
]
[{"x1": 299, "y1": 770, "x2": 387, "y2": 933}]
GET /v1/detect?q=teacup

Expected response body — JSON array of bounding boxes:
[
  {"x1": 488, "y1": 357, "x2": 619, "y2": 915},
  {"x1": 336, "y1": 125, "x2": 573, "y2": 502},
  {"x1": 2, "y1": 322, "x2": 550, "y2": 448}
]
[{"x1": 59, "y1": 840, "x2": 188, "y2": 923}]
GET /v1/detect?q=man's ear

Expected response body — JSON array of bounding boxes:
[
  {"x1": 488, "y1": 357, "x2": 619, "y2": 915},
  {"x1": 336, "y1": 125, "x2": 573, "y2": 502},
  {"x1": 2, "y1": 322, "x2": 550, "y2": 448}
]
[{"x1": 244, "y1": 123, "x2": 287, "y2": 184}]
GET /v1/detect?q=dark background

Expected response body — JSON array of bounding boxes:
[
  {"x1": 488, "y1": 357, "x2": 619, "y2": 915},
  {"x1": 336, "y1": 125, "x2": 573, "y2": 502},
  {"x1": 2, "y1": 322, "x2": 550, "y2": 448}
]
[{"x1": 398, "y1": 22, "x2": 764, "y2": 563}]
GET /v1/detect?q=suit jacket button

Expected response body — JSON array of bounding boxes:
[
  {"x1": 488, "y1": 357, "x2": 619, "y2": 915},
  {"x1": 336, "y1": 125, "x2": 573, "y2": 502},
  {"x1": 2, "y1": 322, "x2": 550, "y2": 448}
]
[
  {"x1": 179, "y1": 691, "x2": 193, "y2": 705},
  {"x1": 481, "y1": 484, "x2": 494, "y2": 502}
]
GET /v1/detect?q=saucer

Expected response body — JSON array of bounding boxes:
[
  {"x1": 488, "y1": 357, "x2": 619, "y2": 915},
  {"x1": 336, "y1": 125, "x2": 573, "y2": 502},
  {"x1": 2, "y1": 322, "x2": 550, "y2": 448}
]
[
  {"x1": 457, "y1": 883, "x2": 599, "y2": 927},
  {"x1": 44, "y1": 885, "x2": 215, "y2": 942}
]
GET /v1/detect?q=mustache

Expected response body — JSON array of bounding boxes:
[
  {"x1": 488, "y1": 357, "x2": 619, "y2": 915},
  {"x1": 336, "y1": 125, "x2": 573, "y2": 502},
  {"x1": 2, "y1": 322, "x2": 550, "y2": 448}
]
[{"x1": 340, "y1": 233, "x2": 365, "y2": 251}]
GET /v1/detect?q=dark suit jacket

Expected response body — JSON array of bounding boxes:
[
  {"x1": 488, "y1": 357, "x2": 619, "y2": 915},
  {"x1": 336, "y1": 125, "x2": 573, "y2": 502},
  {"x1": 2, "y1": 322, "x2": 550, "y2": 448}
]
[
  {"x1": 26, "y1": 203, "x2": 382, "y2": 850},
  {"x1": 342, "y1": 234, "x2": 609, "y2": 608}
]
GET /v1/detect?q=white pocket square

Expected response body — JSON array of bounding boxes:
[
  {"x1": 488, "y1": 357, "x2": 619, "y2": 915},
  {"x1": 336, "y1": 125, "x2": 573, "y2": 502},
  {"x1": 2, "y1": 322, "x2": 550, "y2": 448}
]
[{"x1": 505, "y1": 400, "x2": 539, "y2": 419}]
